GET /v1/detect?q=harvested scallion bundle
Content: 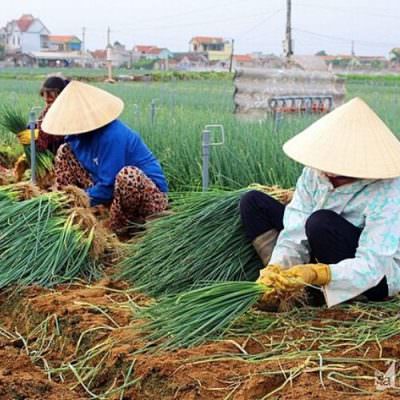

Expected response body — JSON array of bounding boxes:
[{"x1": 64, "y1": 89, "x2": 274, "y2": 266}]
[
  {"x1": 0, "y1": 105, "x2": 27, "y2": 134},
  {"x1": 0, "y1": 186, "x2": 100, "y2": 288},
  {"x1": 24, "y1": 146, "x2": 55, "y2": 179},
  {"x1": 136, "y1": 281, "x2": 271, "y2": 351},
  {"x1": 117, "y1": 187, "x2": 292, "y2": 296},
  {"x1": 0, "y1": 106, "x2": 54, "y2": 179}
]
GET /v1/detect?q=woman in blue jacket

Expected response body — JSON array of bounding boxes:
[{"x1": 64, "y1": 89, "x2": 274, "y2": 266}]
[{"x1": 42, "y1": 81, "x2": 168, "y2": 232}]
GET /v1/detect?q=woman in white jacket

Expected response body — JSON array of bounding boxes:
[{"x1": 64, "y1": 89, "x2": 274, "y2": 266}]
[{"x1": 240, "y1": 98, "x2": 400, "y2": 308}]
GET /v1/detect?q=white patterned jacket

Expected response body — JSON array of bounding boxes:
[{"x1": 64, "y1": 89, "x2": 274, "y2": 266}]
[{"x1": 270, "y1": 167, "x2": 400, "y2": 307}]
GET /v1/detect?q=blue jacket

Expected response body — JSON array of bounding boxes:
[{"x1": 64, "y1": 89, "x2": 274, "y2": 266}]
[{"x1": 66, "y1": 120, "x2": 168, "y2": 206}]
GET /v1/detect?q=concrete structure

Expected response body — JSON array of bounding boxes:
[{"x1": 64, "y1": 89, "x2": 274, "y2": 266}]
[
  {"x1": 3, "y1": 14, "x2": 50, "y2": 54},
  {"x1": 292, "y1": 55, "x2": 329, "y2": 71},
  {"x1": 189, "y1": 36, "x2": 232, "y2": 61},
  {"x1": 233, "y1": 67, "x2": 346, "y2": 119}
]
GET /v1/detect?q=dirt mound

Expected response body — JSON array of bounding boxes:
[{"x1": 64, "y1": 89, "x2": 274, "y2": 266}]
[
  {"x1": 0, "y1": 282, "x2": 399, "y2": 399},
  {"x1": 0, "y1": 345, "x2": 82, "y2": 400}
]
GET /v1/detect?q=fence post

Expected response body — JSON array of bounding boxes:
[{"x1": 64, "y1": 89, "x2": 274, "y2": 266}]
[
  {"x1": 150, "y1": 99, "x2": 156, "y2": 125},
  {"x1": 202, "y1": 129, "x2": 210, "y2": 192},
  {"x1": 29, "y1": 110, "x2": 37, "y2": 185},
  {"x1": 201, "y1": 125, "x2": 225, "y2": 191}
]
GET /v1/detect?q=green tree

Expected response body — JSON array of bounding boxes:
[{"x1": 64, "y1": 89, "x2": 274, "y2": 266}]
[
  {"x1": 390, "y1": 48, "x2": 400, "y2": 63},
  {"x1": 0, "y1": 44, "x2": 5, "y2": 61}
]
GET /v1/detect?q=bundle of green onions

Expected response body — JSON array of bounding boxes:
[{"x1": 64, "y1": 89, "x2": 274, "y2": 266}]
[
  {"x1": 0, "y1": 106, "x2": 54, "y2": 178},
  {"x1": 24, "y1": 146, "x2": 55, "y2": 179},
  {"x1": 0, "y1": 105, "x2": 27, "y2": 134},
  {"x1": 0, "y1": 185, "x2": 100, "y2": 288},
  {"x1": 136, "y1": 281, "x2": 272, "y2": 351},
  {"x1": 117, "y1": 187, "x2": 292, "y2": 296}
]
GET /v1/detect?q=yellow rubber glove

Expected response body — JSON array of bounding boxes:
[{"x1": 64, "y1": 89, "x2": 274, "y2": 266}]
[
  {"x1": 272, "y1": 263, "x2": 331, "y2": 292},
  {"x1": 17, "y1": 129, "x2": 39, "y2": 145},
  {"x1": 256, "y1": 265, "x2": 285, "y2": 308},
  {"x1": 256, "y1": 264, "x2": 284, "y2": 286},
  {"x1": 256, "y1": 263, "x2": 331, "y2": 310}
]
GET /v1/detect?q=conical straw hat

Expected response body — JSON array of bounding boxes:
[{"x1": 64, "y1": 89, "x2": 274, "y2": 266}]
[
  {"x1": 42, "y1": 81, "x2": 124, "y2": 135},
  {"x1": 283, "y1": 97, "x2": 400, "y2": 179}
]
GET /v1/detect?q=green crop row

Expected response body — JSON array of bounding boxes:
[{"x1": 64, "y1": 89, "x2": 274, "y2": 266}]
[{"x1": 1, "y1": 76, "x2": 400, "y2": 190}]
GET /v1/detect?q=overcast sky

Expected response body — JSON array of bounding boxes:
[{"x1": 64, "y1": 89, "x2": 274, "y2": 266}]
[{"x1": 2, "y1": 0, "x2": 399, "y2": 56}]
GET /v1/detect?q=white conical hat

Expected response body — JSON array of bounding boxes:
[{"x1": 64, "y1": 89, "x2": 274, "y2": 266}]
[
  {"x1": 42, "y1": 81, "x2": 124, "y2": 135},
  {"x1": 283, "y1": 97, "x2": 400, "y2": 179}
]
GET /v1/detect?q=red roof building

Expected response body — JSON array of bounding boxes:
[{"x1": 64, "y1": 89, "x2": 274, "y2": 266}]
[
  {"x1": 233, "y1": 54, "x2": 253, "y2": 63},
  {"x1": 133, "y1": 45, "x2": 159, "y2": 54},
  {"x1": 190, "y1": 36, "x2": 224, "y2": 45},
  {"x1": 133, "y1": 45, "x2": 171, "y2": 60},
  {"x1": 48, "y1": 35, "x2": 82, "y2": 52},
  {"x1": 189, "y1": 36, "x2": 231, "y2": 61},
  {"x1": 16, "y1": 14, "x2": 35, "y2": 32},
  {"x1": 91, "y1": 49, "x2": 107, "y2": 59},
  {"x1": 3, "y1": 14, "x2": 50, "y2": 53}
]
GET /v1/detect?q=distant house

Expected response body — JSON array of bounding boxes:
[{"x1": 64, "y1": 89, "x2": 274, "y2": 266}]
[
  {"x1": 189, "y1": 36, "x2": 232, "y2": 61},
  {"x1": 356, "y1": 56, "x2": 388, "y2": 68},
  {"x1": 233, "y1": 54, "x2": 254, "y2": 68},
  {"x1": 109, "y1": 42, "x2": 133, "y2": 67},
  {"x1": 133, "y1": 45, "x2": 157, "y2": 59},
  {"x1": 171, "y1": 52, "x2": 209, "y2": 70},
  {"x1": 90, "y1": 49, "x2": 107, "y2": 68},
  {"x1": 133, "y1": 45, "x2": 155, "y2": 55},
  {"x1": 3, "y1": 14, "x2": 50, "y2": 54},
  {"x1": 47, "y1": 35, "x2": 82, "y2": 52},
  {"x1": 91, "y1": 43, "x2": 134, "y2": 68},
  {"x1": 148, "y1": 47, "x2": 172, "y2": 60},
  {"x1": 133, "y1": 45, "x2": 171, "y2": 60},
  {"x1": 320, "y1": 54, "x2": 388, "y2": 69}
]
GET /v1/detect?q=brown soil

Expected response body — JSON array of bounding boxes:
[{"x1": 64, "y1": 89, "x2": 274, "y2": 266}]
[
  {"x1": 0, "y1": 344, "x2": 81, "y2": 400},
  {"x1": 0, "y1": 281, "x2": 399, "y2": 400}
]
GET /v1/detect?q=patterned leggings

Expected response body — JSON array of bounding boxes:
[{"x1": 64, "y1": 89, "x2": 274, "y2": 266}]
[{"x1": 55, "y1": 144, "x2": 168, "y2": 230}]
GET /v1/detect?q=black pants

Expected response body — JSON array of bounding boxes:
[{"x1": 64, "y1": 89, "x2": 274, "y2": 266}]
[{"x1": 240, "y1": 190, "x2": 388, "y2": 302}]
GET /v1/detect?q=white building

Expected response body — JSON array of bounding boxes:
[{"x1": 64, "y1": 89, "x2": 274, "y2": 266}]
[{"x1": 3, "y1": 14, "x2": 50, "y2": 54}]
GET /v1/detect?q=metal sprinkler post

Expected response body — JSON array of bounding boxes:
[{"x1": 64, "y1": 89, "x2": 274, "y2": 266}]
[
  {"x1": 133, "y1": 104, "x2": 140, "y2": 120},
  {"x1": 29, "y1": 106, "x2": 42, "y2": 185},
  {"x1": 150, "y1": 99, "x2": 157, "y2": 125},
  {"x1": 201, "y1": 124, "x2": 225, "y2": 191}
]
